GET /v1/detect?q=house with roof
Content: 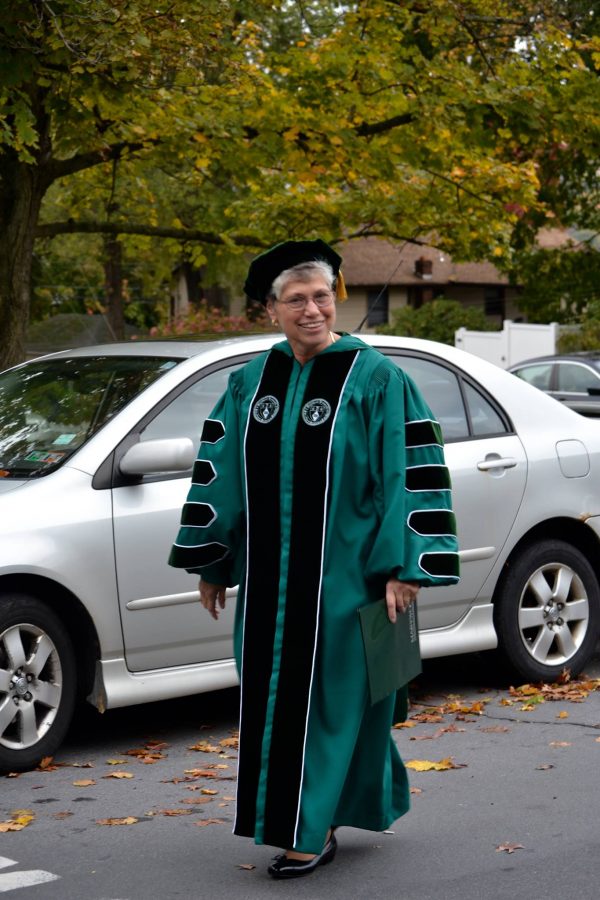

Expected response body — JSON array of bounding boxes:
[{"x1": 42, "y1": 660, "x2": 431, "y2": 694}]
[{"x1": 331, "y1": 237, "x2": 523, "y2": 333}]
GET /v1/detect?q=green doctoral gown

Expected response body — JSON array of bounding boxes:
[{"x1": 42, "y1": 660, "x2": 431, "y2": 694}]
[{"x1": 169, "y1": 334, "x2": 459, "y2": 854}]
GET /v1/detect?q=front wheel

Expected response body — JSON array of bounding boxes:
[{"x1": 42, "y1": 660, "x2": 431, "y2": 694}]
[
  {"x1": 0, "y1": 595, "x2": 76, "y2": 772},
  {"x1": 494, "y1": 540, "x2": 600, "y2": 682}
]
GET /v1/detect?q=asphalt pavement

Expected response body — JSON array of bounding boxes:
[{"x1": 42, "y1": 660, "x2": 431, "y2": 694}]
[{"x1": 1, "y1": 647, "x2": 600, "y2": 900}]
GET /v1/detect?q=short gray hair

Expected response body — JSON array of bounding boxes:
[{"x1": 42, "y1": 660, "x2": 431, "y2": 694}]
[{"x1": 269, "y1": 260, "x2": 335, "y2": 301}]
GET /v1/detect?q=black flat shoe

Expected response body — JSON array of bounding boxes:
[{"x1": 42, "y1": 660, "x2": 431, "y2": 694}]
[{"x1": 268, "y1": 833, "x2": 337, "y2": 879}]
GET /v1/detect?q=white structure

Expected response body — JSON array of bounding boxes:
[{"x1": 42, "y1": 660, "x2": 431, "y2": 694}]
[{"x1": 455, "y1": 320, "x2": 559, "y2": 369}]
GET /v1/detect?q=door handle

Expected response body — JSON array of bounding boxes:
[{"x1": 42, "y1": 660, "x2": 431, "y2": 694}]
[{"x1": 477, "y1": 457, "x2": 518, "y2": 472}]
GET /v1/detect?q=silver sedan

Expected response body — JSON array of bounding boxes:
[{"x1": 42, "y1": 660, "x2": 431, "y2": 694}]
[{"x1": 1, "y1": 335, "x2": 599, "y2": 772}]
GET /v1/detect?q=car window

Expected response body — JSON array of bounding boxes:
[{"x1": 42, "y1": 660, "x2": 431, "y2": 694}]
[
  {"x1": 512, "y1": 363, "x2": 553, "y2": 390},
  {"x1": 390, "y1": 354, "x2": 509, "y2": 442},
  {"x1": 140, "y1": 362, "x2": 244, "y2": 452},
  {"x1": 391, "y1": 356, "x2": 469, "y2": 441},
  {"x1": 556, "y1": 363, "x2": 600, "y2": 393},
  {"x1": 0, "y1": 355, "x2": 180, "y2": 478},
  {"x1": 463, "y1": 382, "x2": 506, "y2": 436}
]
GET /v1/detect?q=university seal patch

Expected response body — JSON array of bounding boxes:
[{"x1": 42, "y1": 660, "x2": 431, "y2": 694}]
[
  {"x1": 253, "y1": 395, "x2": 280, "y2": 423},
  {"x1": 302, "y1": 398, "x2": 332, "y2": 426}
]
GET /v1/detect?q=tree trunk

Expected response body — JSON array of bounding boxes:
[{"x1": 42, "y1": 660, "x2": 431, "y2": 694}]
[
  {"x1": 103, "y1": 236, "x2": 125, "y2": 340},
  {"x1": 0, "y1": 153, "x2": 47, "y2": 370}
]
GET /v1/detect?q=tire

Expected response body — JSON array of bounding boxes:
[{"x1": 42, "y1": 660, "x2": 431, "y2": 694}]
[
  {"x1": 494, "y1": 540, "x2": 600, "y2": 683},
  {"x1": 0, "y1": 594, "x2": 77, "y2": 773}
]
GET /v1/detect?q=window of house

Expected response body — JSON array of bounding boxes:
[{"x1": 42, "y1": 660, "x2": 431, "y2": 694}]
[
  {"x1": 366, "y1": 288, "x2": 389, "y2": 327},
  {"x1": 484, "y1": 287, "x2": 505, "y2": 318}
]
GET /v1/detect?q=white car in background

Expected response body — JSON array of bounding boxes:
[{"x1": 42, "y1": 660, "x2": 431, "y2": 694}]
[{"x1": 1, "y1": 335, "x2": 599, "y2": 772}]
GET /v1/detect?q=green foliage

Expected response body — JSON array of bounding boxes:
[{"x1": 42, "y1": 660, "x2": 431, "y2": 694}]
[
  {"x1": 2, "y1": 1, "x2": 600, "y2": 367},
  {"x1": 558, "y1": 298, "x2": 600, "y2": 353},
  {"x1": 150, "y1": 301, "x2": 269, "y2": 338},
  {"x1": 377, "y1": 298, "x2": 496, "y2": 345},
  {"x1": 508, "y1": 240, "x2": 600, "y2": 324}
]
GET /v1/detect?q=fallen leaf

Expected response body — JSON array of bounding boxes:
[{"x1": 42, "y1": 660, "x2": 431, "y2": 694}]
[
  {"x1": 595, "y1": 737, "x2": 600, "y2": 743},
  {"x1": 103, "y1": 771, "x2": 134, "y2": 779},
  {"x1": 496, "y1": 842, "x2": 524, "y2": 854},
  {"x1": 52, "y1": 811, "x2": 74, "y2": 819},
  {"x1": 38, "y1": 756, "x2": 55, "y2": 769},
  {"x1": 499, "y1": 698, "x2": 514, "y2": 707},
  {"x1": 96, "y1": 817, "x2": 138, "y2": 826},
  {"x1": 556, "y1": 711, "x2": 569, "y2": 719},
  {"x1": 181, "y1": 797, "x2": 212, "y2": 805},
  {"x1": 447, "y1": 700, "x2": 487, "y2": 715},
  {"x1": 410, "y1": 734, "x2": 434, "y2": 741},
  {"x1": 223, "y1": 796, "x2": 235, "y2": 801},
  {"x1": 220, "y1": 736, "x2": 239, "y2": 748},
  {"x1": 183, "y1": 769, "x2": 217, "y2": 779},
  {"x1": 71, "y1": 762, "x2": 94, "y2": 768},
  {"x1": 106, "y1": 759, "x2": 128, "y2": 765},
  {"x1": 188, "y1": 741, "x2": 219, "y2": 753},
  {"x1": 409, "y1": 787, "x2": 423, "y2": 795},
  {"x1": 536, "y1": 764, "x2": 554, "y2": 770},
  {"x1": 455, "y1": 715, "x2": 477, "y2": 722},
  {"x1": 549, "y1": 741, "x2": 571, "y2": 748},
  {"x1": 158, "y1": 809, "x2": 193, "y2": 816},
  {"x1": 0, "y1": 812, "x2": 35, "y2": 832},
  {"x1": 480, "y1": 726, "x2": 511, "y2": 733},
  {"x1": 72, "y1": 779, "x2": 95, "y2": 787},
  {"x1": 393, "y1": 721, "x2": 416, "y2": 729},
  {"x1": 410, "y1": 713, "x2": 444, "y2": 723},
  {"x1": 201, "y1": 788, "x2": 218, "y2": 795},
  {"x1": 194, "y1": 818, "x2": 226, "y2": 826},
  {"x1": 438, "y1": 724, "x2": 466, "y2": 734},
  {"x1": 124, "y1": 746, "x2": 166, "y2": 763},
  {"x1": 520, "y1": 703, "x2": 536, "y2": 711},
  {"x1": 405, "y1": 757, "x2": 466, "y2": 772},
  {"x1": 5, "y1": 772, "x2": 20, "y2": 778},
  {"x1": 237, "y1": 864, "x2": 256, "y2": 870}
]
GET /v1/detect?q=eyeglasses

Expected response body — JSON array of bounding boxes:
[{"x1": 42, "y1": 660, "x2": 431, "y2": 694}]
[{"x1": 275, "y1": 291, "x2": 335, "y2": 311}]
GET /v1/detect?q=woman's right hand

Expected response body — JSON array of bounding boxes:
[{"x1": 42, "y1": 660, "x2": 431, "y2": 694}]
[{"x1": 199, "y1": 581, "x2": 227, "y2": 620}]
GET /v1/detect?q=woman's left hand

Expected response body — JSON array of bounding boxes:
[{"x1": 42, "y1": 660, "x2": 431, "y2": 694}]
[{"x1": 385, "y1": 578, "x2": 419, "y2": 623}]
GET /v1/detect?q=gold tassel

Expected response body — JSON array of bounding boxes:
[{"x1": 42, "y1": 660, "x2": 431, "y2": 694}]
[{"x1": 336, "y1": 269, "x2": 348, "y2": 302}]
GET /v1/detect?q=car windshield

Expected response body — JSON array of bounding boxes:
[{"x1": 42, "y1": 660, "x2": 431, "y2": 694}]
[{"x1": 0, "y1": 355, "x2": 180, "y2": 479}]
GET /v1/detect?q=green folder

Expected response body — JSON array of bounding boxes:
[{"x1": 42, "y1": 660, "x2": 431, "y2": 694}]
[{"x1": 358, "y1": 598, "x2": 422, "y2": 706}]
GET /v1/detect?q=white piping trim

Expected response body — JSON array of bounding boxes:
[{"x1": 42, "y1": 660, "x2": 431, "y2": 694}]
[
  {"x1": 182, "y1": 501, "x2": 217, "y2": 528},
  {"x1": 171, "y1": 539, "x2": 228, "y2": 553},
  {"x1": 292, "y1": 350, "x2": 360, "y2": 848},
  {"x1": 201, "y1": 418, "x2": 226, "y2": 444},
  {"x1": 417, "y1": 550, "x2": 460, "y2": 579},
  {"x1": 191, "y1": 459, "x2": 217, "y2": 486},
  {"x1": 407, "y1": 508, "x2": 456, "y2": 537},
  {"x1": 233, "y1": 355, "x2": 269, "y2": 836}
]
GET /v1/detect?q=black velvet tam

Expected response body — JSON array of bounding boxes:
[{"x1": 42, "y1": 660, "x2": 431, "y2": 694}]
[{"x1": 244, "y1": 239, "x2": 342, "y2": 304}]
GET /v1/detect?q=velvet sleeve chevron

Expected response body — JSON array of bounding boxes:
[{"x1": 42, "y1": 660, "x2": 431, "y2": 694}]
[
  {"x1": 364, "y1": 363, "x2": 460, "y2": 588},
  {"x1": 168, "y1": 378, "x2": 246, "y2": 587}
]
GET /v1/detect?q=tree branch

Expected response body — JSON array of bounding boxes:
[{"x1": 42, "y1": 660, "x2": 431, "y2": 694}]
[
  {"x1": 35, "y1": 219, "x2": 267, "y2": 248},
  {"x1": 355, "y1": 112, "x2": 414, "y2": 136},
  {"x1": 47, "y1": 140, "x2": 158, "y2": 181}
]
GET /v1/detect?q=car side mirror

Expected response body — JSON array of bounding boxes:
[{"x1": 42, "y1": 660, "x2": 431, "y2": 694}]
[
  {"x1": 119, "y1": 438, "x2": 195, "y2": 476},
  {"x1": 587, "y1": 387, "x2": 600, "y2": 396}
]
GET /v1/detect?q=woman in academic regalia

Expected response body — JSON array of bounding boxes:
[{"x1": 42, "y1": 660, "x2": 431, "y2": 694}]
[{"x1": 169, "y1": 240, "x2": 459, "y2": 879}]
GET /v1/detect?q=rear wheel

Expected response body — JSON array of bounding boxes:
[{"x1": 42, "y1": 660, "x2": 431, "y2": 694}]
[
  {"x1": 494, "y1": 540, "x2": 600, "y2": 682},
  {"x1": 0, "y1": 595, "x2": 76, "y2": 772}
]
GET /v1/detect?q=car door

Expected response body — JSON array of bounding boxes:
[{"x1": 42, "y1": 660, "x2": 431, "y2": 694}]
[
  {"x1": 111, "y1": 358, "x2": 245, "y2": 672},
  {"x1": 386, "y1": 352, "x2": 528, "y2": 630}
]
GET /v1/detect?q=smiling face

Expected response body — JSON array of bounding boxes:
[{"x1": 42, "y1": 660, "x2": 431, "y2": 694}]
[{"x1": 267, "y1": 274, "x2": 337, "y2": 364}]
